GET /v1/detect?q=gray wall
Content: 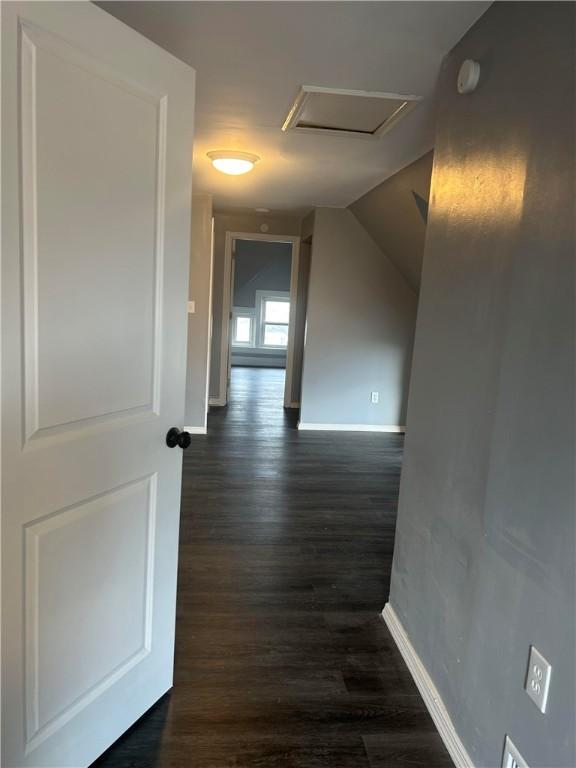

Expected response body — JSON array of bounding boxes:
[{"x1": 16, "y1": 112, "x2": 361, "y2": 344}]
[
  {"x1": 300, "y1": 207, "x2": 417, "y2": 428},
  {"x1": 289, "y1": 240, "x2": 312, "y2": 405},
  {"x1": 184, "y1": 193, "x2": 212, "y2": 427},
  {"x1": 301, "y1": 209, "x2": 315, "y2": 242},
  {"x1": 233, "y1": 239, "x2": 292, "y2": 308},
  {"x1": 388, "y1": 4, "x2": 575, "y2": 767},
  {"x1": 349, "y1": 151, "x2": 433, "y2": 293},
  {"x1": 209, "y1": 213, "x2": 301, "y2": 400}
]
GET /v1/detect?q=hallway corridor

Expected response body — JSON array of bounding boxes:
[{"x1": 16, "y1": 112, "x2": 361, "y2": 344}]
[{"x1": 94, "y1": 368, "x2": 451, "y2": 767}]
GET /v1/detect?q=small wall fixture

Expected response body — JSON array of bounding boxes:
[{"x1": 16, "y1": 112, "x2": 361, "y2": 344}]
[
  {"x1": 457, "y1": 60, "x2": 480, "y2": 94},
  {"x1": 207, "y1": 150, "x2": 260, "y2": 175}
]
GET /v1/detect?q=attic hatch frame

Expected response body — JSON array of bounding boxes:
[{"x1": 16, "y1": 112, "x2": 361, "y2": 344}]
[{"x1": 281, "y1": 85, "x2": 422, "y2": 139}]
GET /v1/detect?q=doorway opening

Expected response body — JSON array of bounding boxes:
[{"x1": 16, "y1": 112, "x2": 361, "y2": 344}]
[{"x1": 217, "y1": 233, "x2": 301, "y2": 409}]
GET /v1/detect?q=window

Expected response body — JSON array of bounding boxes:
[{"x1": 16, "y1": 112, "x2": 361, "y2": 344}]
[
  {"x1": 231, "y1": 309, "x2": 255, "y2": 347},
  {"x1": 256, "y1": 291, "x2": 290, "y2": 348},
  {"x1": 231, "y1": 294, "x2": 290, "y2": 351}
]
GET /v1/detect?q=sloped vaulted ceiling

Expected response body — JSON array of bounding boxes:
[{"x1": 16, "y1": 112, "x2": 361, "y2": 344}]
[{"x1": 349, "y1": 151, "x2": 434, "y2": 292}]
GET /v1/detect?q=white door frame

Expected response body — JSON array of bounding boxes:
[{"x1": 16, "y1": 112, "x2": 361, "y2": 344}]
[
  {"x1": 218, "y1": 232, "x2": 301, "y2": 408},
  {"x1": 204, "y1": 218, "x2": 215, "y2": 423}
]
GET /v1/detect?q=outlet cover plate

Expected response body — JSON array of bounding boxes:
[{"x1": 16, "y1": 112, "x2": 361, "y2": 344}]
[
  {"x1": 502, "y1": 735, "x2": 529, "y2": 767},
  {"x1": 525, "y1": 645, "x2": 552, "y2": 713},
  {"x1": 371, "y1": 391, "x2": 379, "y2": 404}
]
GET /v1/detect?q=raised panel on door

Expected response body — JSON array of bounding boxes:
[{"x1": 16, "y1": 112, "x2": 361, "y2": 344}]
[
  {"x1": 25, "y1": 475, "x2": 157, "y2": 752},
  {"x1": 21, "y1": 20, "x2": 165, "y2": 443}
]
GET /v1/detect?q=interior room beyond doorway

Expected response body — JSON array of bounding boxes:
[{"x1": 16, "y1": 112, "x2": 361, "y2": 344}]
[
  {"x1": 221, "y1": 233, "x2": 301, "y2": 409},
  {"x1": 230, "y1": 238, "x2": 293, "y2": 370}
]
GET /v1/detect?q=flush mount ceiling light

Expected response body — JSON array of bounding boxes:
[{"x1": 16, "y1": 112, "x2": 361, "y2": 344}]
[
  {"x1": 207, "y1": 150, "x2": 260, "y2": 175},
  {"x1": 282, "y1": 85, "x2": 421, "y2": 139}
]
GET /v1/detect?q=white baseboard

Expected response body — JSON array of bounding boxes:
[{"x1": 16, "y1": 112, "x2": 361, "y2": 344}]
[
  {"x1": 182, "y1": 425, "x2": 207, "y2": 435},
  {"x1": 382, "y1": 603, "x2": 474, "y2": 768},
  {"x1": 208, "y1": 397, "x2": 226, "y2": 407},
  {"x1": 285, "y1": 401, "x2": 300, "y2": 409},
  {"x1": 232, "y1": 356, "x2": 286, "y2": 368},
  {"x1": 297, "y1": 422, "x2": 405, "y2": 433}
]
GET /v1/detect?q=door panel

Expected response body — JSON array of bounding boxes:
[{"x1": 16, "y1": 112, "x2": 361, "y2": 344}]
[
  {"x1": 26, "y1": 475, "x2": 156, "y2": 750},
  {"x1": 2, "y1": 2, "x2": 195, "y2": 766},
  {"x1": 21, "y1": 20, "x2": 163, "y2": 440}
]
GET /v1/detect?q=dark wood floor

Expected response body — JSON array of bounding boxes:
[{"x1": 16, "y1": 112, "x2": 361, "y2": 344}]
[{"x1": 93, "y1": 367, "x2": 452, "y2": 768}]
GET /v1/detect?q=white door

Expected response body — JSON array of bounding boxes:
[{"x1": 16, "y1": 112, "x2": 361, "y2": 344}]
[{"x1": 1, "y1": 2, "x2": 195, "y2": 766}]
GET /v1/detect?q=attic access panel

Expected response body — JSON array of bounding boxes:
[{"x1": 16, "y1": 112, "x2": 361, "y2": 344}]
[{"x1": 282, "y1": 86, "x2": 421, "y2": 139}]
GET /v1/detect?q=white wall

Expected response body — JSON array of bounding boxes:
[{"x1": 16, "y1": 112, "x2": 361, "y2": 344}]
[
  {"x1": 299, "y1": 208, "x2": 417, "y2": 430},
  {"x1": 184, "y1": 193, "x2": 213, "y2": 429}
]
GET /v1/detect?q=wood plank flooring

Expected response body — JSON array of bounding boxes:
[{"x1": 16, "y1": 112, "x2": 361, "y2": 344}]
[{"x1": 93, "y1": 367, "x2": 452, "y2": 768}]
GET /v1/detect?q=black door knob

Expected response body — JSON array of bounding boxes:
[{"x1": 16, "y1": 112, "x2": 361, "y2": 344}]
[{"x1": 166, "y1": 427, "x2": 191, "y2": 449}]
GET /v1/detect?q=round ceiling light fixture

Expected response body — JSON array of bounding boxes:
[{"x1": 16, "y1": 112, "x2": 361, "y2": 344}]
[{"x1": 207, "y1": 150, "x2": 260, "y2": 176}]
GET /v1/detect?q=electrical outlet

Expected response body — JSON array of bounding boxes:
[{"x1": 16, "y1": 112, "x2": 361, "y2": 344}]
[
  {"x1": 525, "y1": 646, "x2": 552, "y2": 713},
  {"x1": 371, "y1": 391, "x2": 379, "y2": 404},
  {"x1": 502, "y1": 735, "x2": 529, "y2": 767}
]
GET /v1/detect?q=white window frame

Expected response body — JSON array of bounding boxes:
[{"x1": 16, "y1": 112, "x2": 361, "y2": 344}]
[
  {"x1": 231, "y1": 307, "x2": 256, "y2": 348},
  {"x1": 256, "y1": 290, "x2": 290, "y2": 349}
]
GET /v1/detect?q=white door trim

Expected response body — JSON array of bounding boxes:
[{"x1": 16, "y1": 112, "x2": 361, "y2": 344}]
[
  {"x1": 202, "y1": 217, "x2": 215, "y2": 429},
  {"x1": 219, "y1": 232, "x2": 301, "y2": 407},
  {"x1": 218, "y1": 231, "x2": 234, "y2": 407}
]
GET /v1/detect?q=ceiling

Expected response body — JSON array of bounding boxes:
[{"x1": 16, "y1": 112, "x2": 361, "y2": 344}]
[{"x1": 98, "y1": 1, "x2": 490, "y2": 213}]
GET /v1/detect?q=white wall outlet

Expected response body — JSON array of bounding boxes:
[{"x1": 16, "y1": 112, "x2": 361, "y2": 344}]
[
  {"x1": 371, "y1": 391, "x2": 379, "y2": 404},
  {"x1": 502, "y1": 735, "x2": 529, "y2": 767},
  {"x1": 525, "y1": 645, "x2": 552, "y2": 713},
  {"x1": 187, "y1": 300, "x2": 195, "y2": 314}
]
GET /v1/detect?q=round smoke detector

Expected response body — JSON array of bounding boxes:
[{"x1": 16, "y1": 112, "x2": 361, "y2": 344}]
[{"x1": 457, "y1": 60, "x2": 480, "y2": 94}]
